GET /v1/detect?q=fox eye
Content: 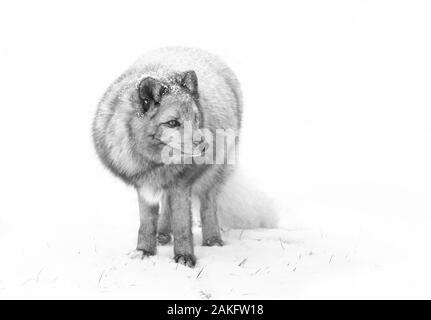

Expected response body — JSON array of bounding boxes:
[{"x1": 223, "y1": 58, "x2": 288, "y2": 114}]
[{"x1": 165, "y1": 120, "x2": 181, "y2": 128}]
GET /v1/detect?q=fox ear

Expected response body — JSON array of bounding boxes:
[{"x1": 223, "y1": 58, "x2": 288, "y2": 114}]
[
  {"x1": 178, "y1": 70, "x2": 198, "y2": 96},
  {"x1": 138, "y1": 77, "x2": 167, "y2": 112}
]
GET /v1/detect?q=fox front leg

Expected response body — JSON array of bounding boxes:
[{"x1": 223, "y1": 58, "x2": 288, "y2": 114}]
[
  {"x1": 136, "y1": 190, "x2": 159, "y2": 256},
  {"x1": 157, "y1": 192, "x2": 172, "y2": 245},
  {"x1": 170, "y1": 186, "x2": 196, "y2": 267},
  {"x1": 199, "y1": 188, "x2": 223, "y2": 246}
]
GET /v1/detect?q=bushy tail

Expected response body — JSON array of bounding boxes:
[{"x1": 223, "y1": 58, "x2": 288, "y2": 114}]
[{"x1": 217, "y1": 170, "x2": 279, "y2": 229}]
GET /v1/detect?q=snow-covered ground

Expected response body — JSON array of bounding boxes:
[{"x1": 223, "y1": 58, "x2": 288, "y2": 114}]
[
  {"x1": 1, "y1": 187, "x2": 431, "y2": 299},
  {"x1": 1, "y1": 1, "x2": 431, "y2": 299}
]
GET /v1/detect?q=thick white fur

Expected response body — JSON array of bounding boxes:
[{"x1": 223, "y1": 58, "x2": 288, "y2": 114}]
[
  {"x1": 139, "y1": 183, "x2": 163, "y2": 206},
  {"x1": 216, "y1": 170, "x2": 279, "y2": 229}
]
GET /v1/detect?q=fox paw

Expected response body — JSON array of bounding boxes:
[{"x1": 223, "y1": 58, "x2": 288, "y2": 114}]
[
  {"x1": 137, "y1": 249, "x2": 156, "y2": 258},
  {"x1": 203, "y1": 237, "x2": 224, "y2": 247},
  {"x1": 157, "y1": 233, "x2": 172, "y2": 245},
  {"x1": 174, "y1": 254, "x2": 196, "y2": 267}
]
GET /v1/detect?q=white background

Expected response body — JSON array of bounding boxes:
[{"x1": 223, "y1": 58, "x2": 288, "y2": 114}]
[{"x1": 0, "y1": 0, "x2": 431, "y2": 299}]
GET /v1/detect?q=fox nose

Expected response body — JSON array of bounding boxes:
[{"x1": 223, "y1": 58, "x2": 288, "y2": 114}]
[{"x1": 192, "y1": 135, "x2": 205, "y2": 147}]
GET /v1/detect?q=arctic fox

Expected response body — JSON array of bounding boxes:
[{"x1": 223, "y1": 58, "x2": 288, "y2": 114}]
[{"x1": 93, "y1": 47, "x2": 277, "y2": 267}]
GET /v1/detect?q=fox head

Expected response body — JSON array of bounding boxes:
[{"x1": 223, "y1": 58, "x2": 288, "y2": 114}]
[
  {"x1": 133, "y1": 70, "x2": 208, "y2": 162},
  {"x1": 94, "y1": 70, "x2": 209, "y2": 177}
]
